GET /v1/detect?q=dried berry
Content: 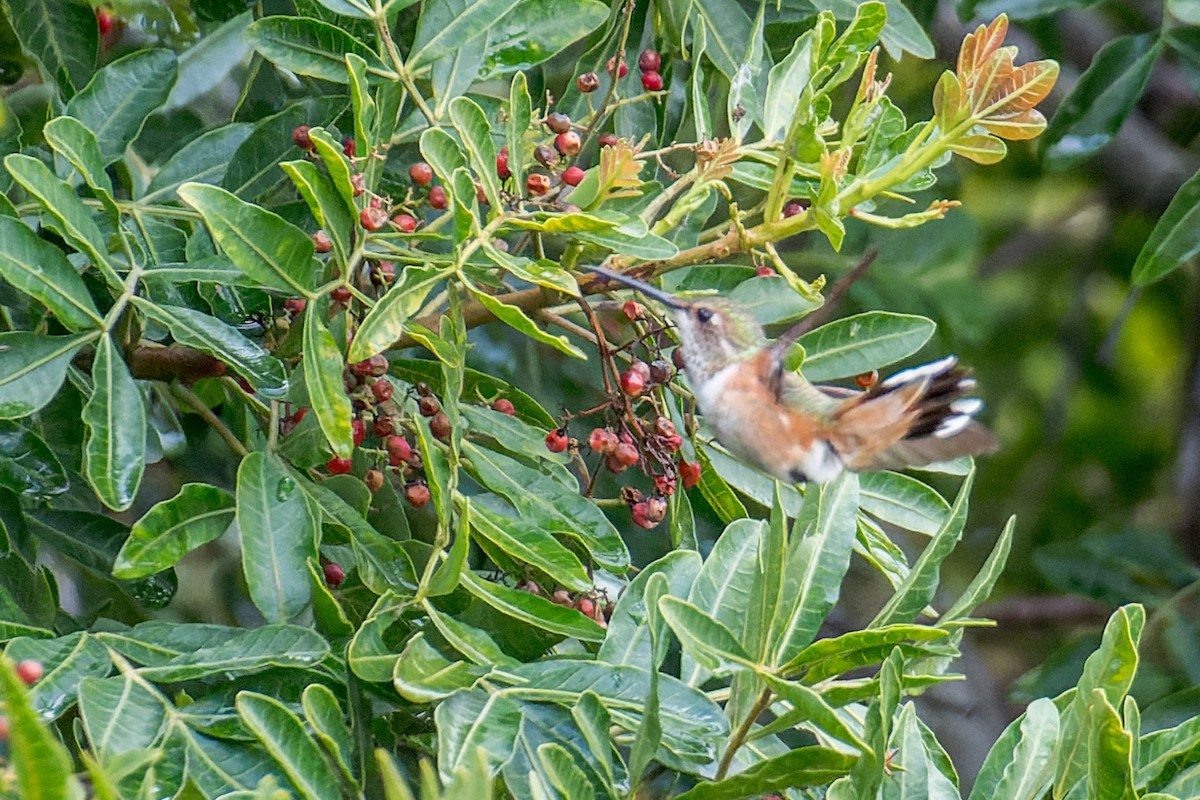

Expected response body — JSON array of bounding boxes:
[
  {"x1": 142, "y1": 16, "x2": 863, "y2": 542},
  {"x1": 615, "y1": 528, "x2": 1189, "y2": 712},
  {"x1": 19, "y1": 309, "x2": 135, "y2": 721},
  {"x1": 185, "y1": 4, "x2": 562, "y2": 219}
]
[
  {"x1": 352, "y1": 418, "x2": 367, "y2": 447},
  {"x1": 638, "y1": 49, "x2": 661, "y2": 72},
  {"x1": 323, "y1": 561, "x2": 346, "y2": 587},
  {"x1": 496, "y1": 146, "x2": 511, "y2": 180},
  {"x1": 312, "y1": 229, "x2": 333, "y2": 253},
  {"x1": 856, "y1": 369, "x2": 879, "y2": 389},
  {"x1": 678, "y1": 460, "x2": 701, "y2": 489},
  {"x1": 430, "y1": 411, "x2": 451, "y2": 441},
  {"x1": 588, "y1": 427, "x2": 619, "y2": 455},
  {"x1": 342, "y1": 137, "x2": 356, "y2": 157},
  {"x1": 672, "y1": 348, "x2": 686, "y2": 371},
  {"x1": 360, "y1": 206, "x2": 388, "y2": 231},
  {"x1": 374, "y1": 416, "x2": 395, "y2": 438},
  {"x1": 405, "y1": 482, "x2": 431, "y2": 508},
  {"x1": 534, "y1": 144, "x2": 558, "y2": 168},
  {"x1": 392, "y1": 213, "x2": 417, "y2": 232},
  {"x1": 493, "y1": 398, "x2": 516, "y2": 416},
  {"x1": 606, "y1": 56, "x2": 628, "y2": 78},
  {"x1": 576, "y1": 72, "x2": 599, "y2": 93},
  {"x1": 622, "y1": 300, "x2": 644, "y2": 320},
  {"x1": 526, "y1": 173, "x2": 552, "y2": 196},
  {"x1": 654, "y1": 474, "x2": 677, "y2": 495},
  {"x1": 545, "y1": 112, "x2": 572, "y2": 134},
  {"x1": 545, "y1": 428, "x2": 569, "y2": 453},
  {"x1": 371, "y1": 378, "x2": 393, "y2": 403},
  {"x1": 612, "y1": 441, "x2": 639, "y2": 467},
  {"x1": 292, "y1": 125, "x2": 314, "y2": 151},
  {"x1": 416, "y1": 382, "x2": 432, "y2": 397},
  {"x1": 551, "y1": 588, "x2": 572, "y2": 605},
  {"x1": 649, "y1": 359, "x2": 673, "y2": 383},
  {"x1": 641, "y1": 71, "x2": 664, "y2": 92},
  {"x1": 428, "y1": 185, "x2": 447, "y2": 209},
  {"x1": 326, "y1": 456, "x2": 353, "y2": 475},
  {"x1": 418, "y1": 395, "x2": 441, "y2": 417},
  {"x1": 409, "y1": 162, "x2": 433, "y2": 186},
  {"x1": 350, "y1": 173, "x2": 366, "y2": 196},
  {"x1": 562, "y1": 166, "x2": 585, "y2": 186},
  {"x1": 386, "y1": 435, "x2": 412, "y2": 466},
  {"x1": 555, "y1": 131, "x2": 581, "y2": 156},
  {"x1": 630, "y1": 501, "x2": 656, "y2": 529}
]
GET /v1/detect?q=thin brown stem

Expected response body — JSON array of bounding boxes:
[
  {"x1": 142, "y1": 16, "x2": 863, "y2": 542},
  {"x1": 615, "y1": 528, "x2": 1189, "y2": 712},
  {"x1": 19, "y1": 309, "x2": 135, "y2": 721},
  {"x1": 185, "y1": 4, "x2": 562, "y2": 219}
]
[
  {"x1": 174, "y1": 384, "x2": 251, "y2": 458},
  {"x1": 774, "y1": 250, "x2": 878, "y2": 347},
  {"x1": 716, "y1": 687, "x2": 774, "y2": 780}
]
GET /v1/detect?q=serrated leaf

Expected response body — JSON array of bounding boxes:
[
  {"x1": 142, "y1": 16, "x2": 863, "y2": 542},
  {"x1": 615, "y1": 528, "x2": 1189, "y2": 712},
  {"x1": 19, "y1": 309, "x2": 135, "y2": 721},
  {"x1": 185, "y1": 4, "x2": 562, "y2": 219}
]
[
  {"x1": 66, "y1": 49, "x2": 177, "y2": 165},
  {"x1": 83, "y1": 336, "x2": 146, "y2": 511},
  {"x1": 113, "y1": 483, "x2": 235, "y2": 579},
  {"x1": 246, "y1": 16, "x2": 390, "y2": 83}
]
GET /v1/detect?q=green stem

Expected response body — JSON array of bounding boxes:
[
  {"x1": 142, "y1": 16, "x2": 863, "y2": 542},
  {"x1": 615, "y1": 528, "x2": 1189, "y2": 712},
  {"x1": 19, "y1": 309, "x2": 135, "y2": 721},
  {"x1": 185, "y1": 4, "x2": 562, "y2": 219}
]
[
  {"x1": 371, "y1": 0, "x2": 435, "y2": 124},
  {"x1": 715, "y1": 687, "x2": 774, "y2": 780}
]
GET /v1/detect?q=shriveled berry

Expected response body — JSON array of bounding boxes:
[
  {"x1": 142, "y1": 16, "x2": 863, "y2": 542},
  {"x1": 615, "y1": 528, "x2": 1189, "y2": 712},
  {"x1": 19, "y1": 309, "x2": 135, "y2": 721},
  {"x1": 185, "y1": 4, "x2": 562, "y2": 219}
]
[
  {"x1": 16, "y1": 659, "x2": 43, "y2": 685},
  {"x1": 620, "y1": 369, "x2": 645, "y2": 397},
  {"x1": 430, "y1": 411, "x2": 451, "y2": 441},
  {"x1": 545, "y1": 112, "x2": 572, "y2": 134},
  {"x1": 518, "y1": 579, "x2": 543, "y2": 596},
  {"x1": 368, "y1": 354, "x2": 390, "y2": 376},
  {"x1": 562, "y1": 166, "x2": 585, "y2": 186},
  {"x1": 352, "y1": 418, "x2": 367, "y2": 447},
  {"x1": 631, "y1": 501, "x2": 655, "y2": 529},
  {"x1": 342, "y1": 137, "x2": 356, "y2": 157},
  {"x1": 405, "y1": 482, "x2": 431, "y2": 508},
  {"x1": 756, "y1": 266, "x2": 777, "y2": 277},
  {"x1": 641, "y1": 71, "x2": 664, "y2": 92},
  {"x1": 371, "y1": 378, "x2": 394, "y2": 403},
  {"x1": 418, "y1": 395, "x2": 441, "y2": 417},
  {"x1": 312, "y1": 230, "x2": 333, "y2": 253},
  {"x1": 496, "y1": 146, "x2": 511, "y2": 180},
  {"x1": 545, "y1": 428, "x2": 569, "y2": 453},
  {"x1": 551, "y1": 588, "x2": 572, "y2": 605},
  {"x1": 386, "y1": 435, "x2": 412, "y2": 466},
  {"x1": 360, "y1": 206, "x2": 387, "y2": 231},
  {"x1": 654, "y1": 474, "x2": 677, "y2": 495},
  {"x1": 364, "y1": 469, "x2": 385, "y2": 493},
  {"x1": 649, "y1": 359, "x2": 673, "y2": 383},
  {"x1": 526, "y1": 173, "x2": 551, "y2": 196},
  {"x1": 534, "y1": 144, "x2": 558, "y2": 168},
  {"x1": 492, "y1": 398, "x2": 516, "y2": 416},
  {"x1": 672, "y1": 348, "x2": 686, "y2": 370},
  {"x1": 577, "y1": 72, "x2": 599, "y2": 93},
  {"x1": 856, "y1": 369, "x2": 879, "y2": 389},
  {"x1": 415, "y1": 381, "x2": 432, "y2": 397},
  {"x1": 392, "y1": 213, "x2": 417, "y2": 232},
  {"x1": 655, "y1": 417, "x2": 677, "y2": 437},
  {"x1": 323, "y1": 561, "x2": 346, "y2": 587},
  {"x1": 630, "y1": 360, "x2": 651, "y2": 382},
  {"x1": 326, "y1": 456, "x2": 353, "y2": 475},
  {"x1": 428, "y1": 185, "x2": 447, "y2": 209},
  {"x1": 409, "y1": 162, "x2": 433, "y2": 186},
  {"x1": 612, "y1": 441, "x2": 639, "y2": 467},
  {"x1": 292, "y1": 125, "x2": 314, "y2": 151},
  {"x1": 678, "y1": 460, "x2": 701, "y2": 489},
  {"x1": 374, "y1": 416, "x2": 396, "y2": 438},
  {"x1": 606, "y1": 56, "x2": 628, "y2": 78},
  {"x1": 331, "y1": 285, "x2": 352, "y2": 303},
  {"x1": 284, "y1": 298, "x2": 306, "y2": 317},
  {"x1": 588, "y1": 427, "x2": 619, "y2": 455},
  {"x1": 638, "y1": 49, "x2": 661, "y2": 72},
  {"x1": 598, "y1": 133, "x2": 619, "y2": 148},
  {"x1": 350, "y1": 173, "x2": 366, "y2": 196},
  {"x1": 555, "y1": 131, "x2": 581, "y2": 157}
]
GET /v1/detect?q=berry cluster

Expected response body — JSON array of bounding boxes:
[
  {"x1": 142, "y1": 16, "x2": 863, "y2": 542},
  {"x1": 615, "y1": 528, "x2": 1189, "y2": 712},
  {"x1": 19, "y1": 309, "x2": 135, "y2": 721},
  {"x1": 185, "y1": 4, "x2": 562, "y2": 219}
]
[{"x1": 518, "y1": 580, "x2": 614, "y2": 628}]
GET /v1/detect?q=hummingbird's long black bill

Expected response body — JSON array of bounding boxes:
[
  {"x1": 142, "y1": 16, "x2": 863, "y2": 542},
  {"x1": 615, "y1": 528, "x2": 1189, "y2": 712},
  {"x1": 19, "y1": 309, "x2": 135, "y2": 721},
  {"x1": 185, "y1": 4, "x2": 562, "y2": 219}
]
[{"x1": 588, "y1": 265, "x2": 685, "y2": 309}]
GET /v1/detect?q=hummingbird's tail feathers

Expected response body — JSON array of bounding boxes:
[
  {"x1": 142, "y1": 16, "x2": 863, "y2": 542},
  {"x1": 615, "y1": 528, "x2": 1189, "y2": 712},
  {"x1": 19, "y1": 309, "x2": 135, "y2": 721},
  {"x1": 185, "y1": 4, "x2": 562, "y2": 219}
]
[{"x1": 828, "y1": 356, "x2": 997, "y2": 471}]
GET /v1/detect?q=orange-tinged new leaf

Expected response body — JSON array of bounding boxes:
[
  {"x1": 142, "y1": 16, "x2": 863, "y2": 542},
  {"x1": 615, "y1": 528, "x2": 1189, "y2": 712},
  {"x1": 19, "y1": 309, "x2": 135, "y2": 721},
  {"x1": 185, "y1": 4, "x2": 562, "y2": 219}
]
[
  {"x1": 949, "y1": 133, "x2": 1007, "y2": 164},
  {"x1": 595, "y1": 140, "x2": 646, "y2": 201},
  {"x1": 979, "y1": 108, "x2": 1047, "y2": 141},
  {"x1": 932, "y1": 72, "x2": 966, "y2": 131},
  {"x1": 993, "y1": 60, "x2": 1059, "y2": 112},
  {"x1": 957, "y1": 15, "x2": 1009, "y2": 79}
]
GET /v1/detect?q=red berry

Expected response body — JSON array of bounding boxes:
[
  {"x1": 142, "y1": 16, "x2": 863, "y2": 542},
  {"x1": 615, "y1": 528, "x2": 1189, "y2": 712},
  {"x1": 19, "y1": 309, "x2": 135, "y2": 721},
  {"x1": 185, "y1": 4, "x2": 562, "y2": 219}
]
[
  {"x1": 374, "y1": 416, "x2": 395, "y2": 438},
  {"x1": 756, "y1": 266, "x2": 777, "y2": 278},
  {"x1": 631, "y1": 360, "x2": 652, "y2": 382},
  {"x1": 654, "y1": 474, "x2": 677, "y2": 495},
  {"x1": 430, "y1": 411, "x2": 451, "y2": 442},
  {"x1": 292, "y1": 125, "x2": 314, "y2": 151},
  {"x1": 612, "y1": 441, "x2": 639, "y2": 467},
  {"x1": 351, "y1": 418, "x2": 367, "y2": 447},
  {"x1": 588, "y1": 427, "x2": 618, "y2": 455},
  {"x1": 856, "y1": 370, "x2": 879, "y2": 389},
  {"x1": 364, "y1": 469, "x2": 385, "y2": 493},
  {"x1": 783, "y1": 201, "x2": 804, "y2": 218},
  {"x1": 620, "y1": 368, "x2": 646, "y2": 397},
  {"x1": 405, "y1": 482, "x2": 431, "y2": 508},
  {"x1": 323, "y1": 561, "x2": 346, "y2": 587},
  {"x1": 418, "y1": 396, "x2": 441, "y2": 417},
  {"x1": 631, "y1": 501, "x2": 655, "y2": 529},
  {"x1": 392, "y1": 213, "x2": 417, "y2": 232},
  {"x1": 545, "y1": 113, "x2": 572, "y2": 134},
  {"x1": 409, "y1": 162, "x2": 433, "y2": 186},
  {"x1": 326, "y1": 456, "x2": 353, "y2": 475},
  {"x1": 641, "y1": 71, "x2": 664, "y2": 92},
  {"x1": 678, "y1": 460, "x2": 701, "y2": 489},
  {"x1": 577, "y1": 72, "x2": 599, "y2": 93},
  {"x1": 492, "y1": 398, "x2": 516, "y2": 416},
  {"x1": 526, "y1": 173, "x2": 551, "y2": 196},
  {"x1": 284, "y1": 298, "x2": 306, "y2": 317},
  {"x1": 607, "y1": 56, "x2": 628, "y2": 78},
  {"x1": 622, "y1": 300, "x2": 644, "y2": 320},
  {"x1": 638, "y1": 49, "x2": 661, "y2": 72},
  {"x1": 386, "y1": 435, "x2": 412, "y2": 466},
  {"x1": 360, "y1": 206, "x2": 387, "y2": 231},
  {"x1": 342, "y1": 137, "x2": 356, "y2": 157},
  {"x1": 351, "y1": 354, "x2": 389, "y2": 377},
  {"x1": 555, "y1": 131, "x2": 581, "y2": 157},
  {"x1": 496, "y1": 146, "x2": 511, "y2": 180},
  {"x1": 97, "y1": 8, "x2": 114, "y2": 35},
  {"x1": 577, "y1": 597, "x2": 596, "y2": 618},
  {"x1": 598, "y1": 133, "x2": 619, "y2": 148},
  {"x1": 15, "y1": 659, "x2": 43, "y2": 685},
  {"x1": 312, "y1": 230, "x2": 333, "y2": 253},
  {"x1": 371, "y1": 378, "x2": 393, "y2": 403},
  {"x1": 428, "y1": 186, "x2": 447, "y2": 209},
  {"x1": 562, "y1": 166, "x2": 585, "y2": 186},
  {"x1": 331, "y1": 285, "x2": 352, "y2": 303},
  {"x1": 545, "y1": 428, "x2": 569, "y2": 453}
]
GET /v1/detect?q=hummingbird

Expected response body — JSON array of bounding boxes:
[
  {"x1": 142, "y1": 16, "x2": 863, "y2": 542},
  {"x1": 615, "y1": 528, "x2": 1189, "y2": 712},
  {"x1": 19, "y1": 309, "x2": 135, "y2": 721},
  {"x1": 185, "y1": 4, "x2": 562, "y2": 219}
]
[{"x1": 589, "y1": 266, "x2": 997, "y2": 484}]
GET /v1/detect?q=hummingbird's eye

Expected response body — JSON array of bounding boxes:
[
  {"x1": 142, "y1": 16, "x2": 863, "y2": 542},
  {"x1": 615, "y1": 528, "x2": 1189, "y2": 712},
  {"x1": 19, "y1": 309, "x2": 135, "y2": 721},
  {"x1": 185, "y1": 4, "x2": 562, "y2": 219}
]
[{"x1": 695, "y1": 307, "x2": 714, "y2": 324}]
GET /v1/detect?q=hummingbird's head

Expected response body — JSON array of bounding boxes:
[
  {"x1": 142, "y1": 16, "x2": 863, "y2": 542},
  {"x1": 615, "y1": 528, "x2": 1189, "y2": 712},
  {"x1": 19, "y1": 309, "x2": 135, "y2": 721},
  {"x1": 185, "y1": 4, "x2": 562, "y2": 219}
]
[{"x1": 589, "y1": 267, "x2": 764, "y2": 384}]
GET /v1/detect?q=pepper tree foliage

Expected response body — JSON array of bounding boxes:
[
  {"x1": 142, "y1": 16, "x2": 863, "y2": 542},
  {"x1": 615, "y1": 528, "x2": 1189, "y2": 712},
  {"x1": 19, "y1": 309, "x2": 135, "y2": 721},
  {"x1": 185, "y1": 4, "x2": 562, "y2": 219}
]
[{"x1": 0, "y1": 0, "x2": 1197, "y2": 798}]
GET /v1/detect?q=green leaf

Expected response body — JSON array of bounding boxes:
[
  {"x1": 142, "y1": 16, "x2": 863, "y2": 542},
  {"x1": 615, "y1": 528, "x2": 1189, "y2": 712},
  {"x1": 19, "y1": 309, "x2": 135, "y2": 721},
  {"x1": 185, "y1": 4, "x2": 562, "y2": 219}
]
[
  {"x1": 870, "y1": 470, "x2": 974, "y2": 627},
  {"x1": 237, "y1": 691, "x2": 342, "y2": 800},
  {"x1": 0, "y1": 216, "x2": 103, "y2": 330},
  {"x1": 141, "y1": 123, "x2": 254, "y2": 203},
  {"x1": 697, "y1": 448, "x2": 750, "y2": 523},
  {"x1": 463, "y1": 442, "x2": 627, "y2": 570},
  {"x1": 755, "y1": 673, "x2": 868, "y2": 751},
  {"x1": 0, "y1": 657, "x2": 75, "y2": 800},
  {"x1": 424, "y1": 605, "x2": 517, "y2": 668},
  {"x1": 886, "y1": 703, "x2": 961, "y2": 800},
  {"x1": 409, "y1": 0, "x2": 523, "y2": 71},
  {"x1": 480, "y1": 0, "x2": 609, "y2": 79},
  {"x1": 764, "y1": 30, "x2": 816, "y2": 141},
  {"x1": 348, "y1": 265, "x2": 449, "y2": 362},
  {"x1": 467, "y1": 283, "x2": 587, "y2": 358},
  {"x1": 245, "y1": 16, "x2": 390, "y2": 83},
  {"x1": 132, "y1": 299, "x2": 288, "y2": 399},
  {"x1": 236, "y1": 452, "x2": 318, "y2": 622},
  {"x1": 77, "y1": 672, "x2": 167, "y2": 763},
  {"x1": 599, "y1": 550, "x2": 702, "y2": 667},
  {"x1": 460, "y1": 570, "x2": 606, "y2": 641},
  {"x1": 281, "y1": 159, "x2": 354, "y2": 268},
  {"x1": 1132, "y1": 165, "x2": 1200, "y2": 286},
  {"x1": 780, "y1": 624, "x2": 952, "y2": 682},
  {"x1": 675, "y1": 747, "x2": 856, "y2": 799},
  {"x1": 858, "y1": 471, "x2": 950, "y2": 535},
  {"x1": 1087, "y1": 690, "x2": 1137, "y2": 800},
  {"x1": 0, "y1": 0, "x2": 96, "y2": 95},
  {"x1": 576, "y1": 222, "x2": 680, "y2": 261},
  {"x1": 449, "y1": 96, "x2": 502, "y2": 210},
  {"x1": 692, "y1": 0, "x2": 754, "y2": 82},
  {"x1": 42, "y1": 115, "x2": 116, "y2": 213},
  {"x1": 83, "y1": 335, "x2": 146, "y2": 512},
  {"x1": 302, "y1": 305, "x2": 353, "y2": 459},
  {"x1": 506, "y1": 71, "x2": 532, "y2": 193},
  {"x1": 798, "y1": 312, "x2": 936, "y2": 382},
  {"x1": 0, "y1": 332, "x2": 93, "y2": 419},
  {"x1": 659, "y1": 596, "x2": 755, "y2": 677},
  {"x1": 969, "y1": 697, "x2": 1058, "y2": 800},
  {"x1": 1043, "y1": 34, "x2": 1161, "y2": 171},
  {"x1": 0, "y1": 421, "x2": 68, "y2": 498},
  {"x1": 942, "y1": 515, "x2": 1015, "y2": 623},
  {"x1": 5, "y1": 632, "x2": 113, "y2": 720},
  {"x1": 468, "y1": 499, "x2": 591, "y2": 591},
  {"x1": 393, "y1": 633, "x2": 484, "y2": 703},
  {"x1": 222, "y1": 97, "x2": 349, "y2": 200},
  {"x1": 66, "y1": 49, "x2": 178, "y2": 165},
  {"x1": 435, "y1": 688, "x2": 523, "y2": 780},
  {"x1": 113, "y1": 483, "x2": 235, "y2": 579},
  {"x1": 771, "y1": 473, "x2": 860, "y2": 666},
  {"x1": 178, "y1": 182, "x2": 321, "y2": 297}
]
